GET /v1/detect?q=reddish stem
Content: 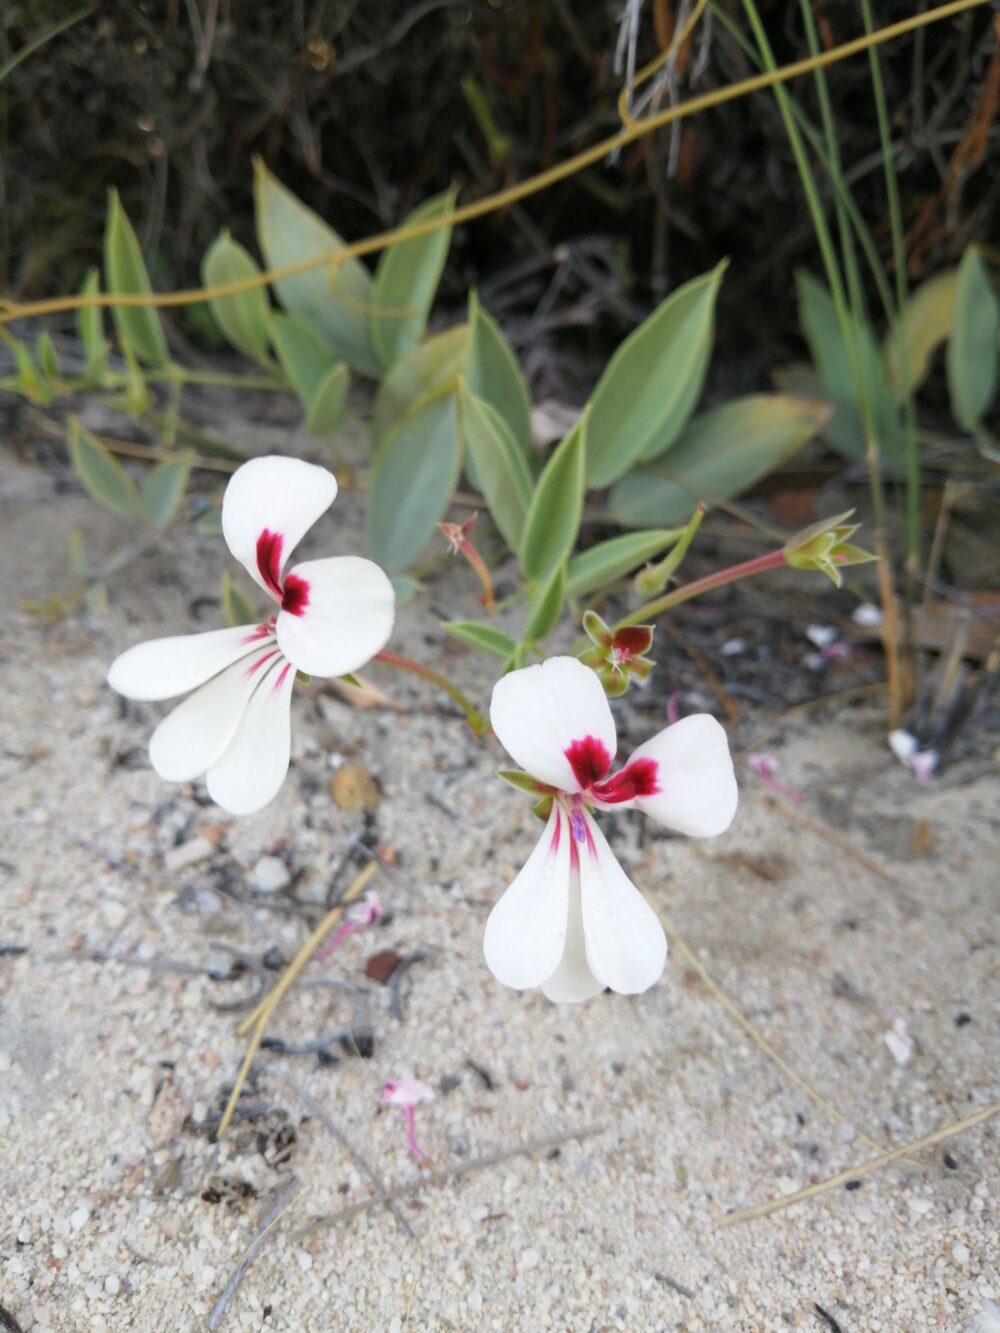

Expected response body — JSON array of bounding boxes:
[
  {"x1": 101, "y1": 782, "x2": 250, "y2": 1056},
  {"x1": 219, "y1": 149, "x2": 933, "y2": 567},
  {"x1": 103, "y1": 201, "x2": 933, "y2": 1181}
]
[
  {"x1": 614, "y1": 548, "x2": 788, "y2": 630},
  {"x1": 375, "y1": 650, "x2": 489, "y2": 733}
]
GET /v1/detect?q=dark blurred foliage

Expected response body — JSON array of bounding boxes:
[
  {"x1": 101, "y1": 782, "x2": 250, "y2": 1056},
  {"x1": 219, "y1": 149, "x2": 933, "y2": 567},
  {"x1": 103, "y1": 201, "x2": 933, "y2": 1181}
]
[{"x1": 2, "y1": 1, "x2": 998, "y2": 373}]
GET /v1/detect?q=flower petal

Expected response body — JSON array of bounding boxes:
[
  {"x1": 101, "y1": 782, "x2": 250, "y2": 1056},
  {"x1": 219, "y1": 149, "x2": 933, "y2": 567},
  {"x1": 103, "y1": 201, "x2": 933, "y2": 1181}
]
[
  {"x1": 541, "y1": 872, "x2": 605, "y2": 1004},
  {"x1": 626, "y1": 714, "x2": 738, "y2": 837},
  {"x1": 205, "y1": 657, "x2": 296, "y2": 815},
  {"x1": 483, "y1": 806, "x2": 572, "y2": 990},
  {"x1": 489, "y1": 656, "x2": 617, "y2": 792},
  {"x1": 221, "y1": 456, "x2": 338, "y2": 598},
  {"x1": 148, "y1": 645, "x2": 282, "y2": 781},
  {"x1": 579, "y1": 811, "x2": 667, "y2": 996},
  {"x1": 107, "y1": 624, "x2": 268, "y2": 702},
  {"x1": 275, "y1": 556, "x2": 395, "y2": 677}
]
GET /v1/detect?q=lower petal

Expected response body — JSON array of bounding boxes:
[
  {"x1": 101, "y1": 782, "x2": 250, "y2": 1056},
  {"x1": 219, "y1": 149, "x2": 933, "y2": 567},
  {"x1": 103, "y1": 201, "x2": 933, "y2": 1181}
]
[
  {"x1": 541, "y1": 873, "x2": 605, "y2": 1004},
  {"x1": 579, "y1": 812, "x2": 667, "y2": 996},
  {"x1": 483, "y1": 806, "x2": 572, "y2": 991},
  {"x1": 628, "y1": 714, "x2": 738, "y2": 837},
  {"x1": 275, "y1": 557, "x2": 395, "y2": 677},
  {"x1": 148, "y1": 646, "x2": 281, "y2": 782},
  {"x1": 107, "y1": 623, "x2": 267, "y2": 702},
  {"x1": 205, "y1": 658, "x2": 296, "y2": 815}
]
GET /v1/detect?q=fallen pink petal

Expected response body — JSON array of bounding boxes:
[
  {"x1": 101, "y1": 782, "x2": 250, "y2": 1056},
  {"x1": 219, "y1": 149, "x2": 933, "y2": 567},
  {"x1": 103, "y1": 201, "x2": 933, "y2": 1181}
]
[
  {"x1": 381, "y1": 1077, "x2": 435, "y2": 1162},
  {"x1": 314, "y1": 891, "x2": 383, "y2": 962},
  {"x1": 747, "y1": 752, "x2": 802, "y2": 804}
]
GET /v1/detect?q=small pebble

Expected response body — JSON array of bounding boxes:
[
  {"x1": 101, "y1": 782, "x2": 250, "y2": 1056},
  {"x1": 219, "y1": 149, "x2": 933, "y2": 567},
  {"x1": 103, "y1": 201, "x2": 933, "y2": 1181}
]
[
  {"x1": 104, "y1": 1275, "x2": 121, "y2": 1295},
  {"x1": 164, "y1": 836, "x2": 215, "y2": 873},
  {"x1": 253, "y1": 856, "x2": 290, "y2": 893},
  {"x1": 69, "y1": 1205, "x2": 90, "y2": 1231}
]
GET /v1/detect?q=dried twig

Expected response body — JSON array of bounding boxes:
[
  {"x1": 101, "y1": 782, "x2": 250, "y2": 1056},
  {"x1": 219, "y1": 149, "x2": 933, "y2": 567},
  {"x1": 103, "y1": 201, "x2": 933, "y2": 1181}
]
[{"x1": 206, "y1": 1175, "x2": 300, "y2": 1329}]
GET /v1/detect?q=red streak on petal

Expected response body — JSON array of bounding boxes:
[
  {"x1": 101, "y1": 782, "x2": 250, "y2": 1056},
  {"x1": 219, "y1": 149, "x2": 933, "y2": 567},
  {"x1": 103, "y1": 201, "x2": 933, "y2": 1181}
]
[
  {"x1": 256, "y1": 530, "x2": 285, "y2": 599},
  {"x1": 244, "y1": 649, "x2": 280, "y2": 679},
  {"x1": 280, "y1": 572, "x2": 309, "y2": 616},
  {"x1": 549, "y1": 810, "x2": 562, "y2": 854},
  {"x1": 592, "y1": 757, "x2": 659, "y2": 804},
  {"x1": 569, "y1": 838, "x2": 580, "y2": 871},
  {"x1": 564, "y1": 735, "x2": 612, "y2": 789},
  {"x1": 273, "y1": 662, "x2": 292, "y2": 692}
]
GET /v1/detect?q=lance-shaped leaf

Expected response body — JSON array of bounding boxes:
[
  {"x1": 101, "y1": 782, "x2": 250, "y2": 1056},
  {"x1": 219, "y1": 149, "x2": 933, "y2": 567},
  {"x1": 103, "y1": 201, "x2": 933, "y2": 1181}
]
[
  {"x1": 201, "y1": 231, "x2": 273, "y2": 367},
  {"x1": 609, "y1": 394, "x2": 830, "y2": 528},
  {"x1": 253, "y1": 159, "x2": 379, "y2": 376},
  {"x1": 372, "y1": 325, "x2": 468, "y2": 444},
  {"x1": 467, "y1": 290, "x2": 533, "y2": 454},
  {"x1": 585, "y1": 262, "x2": 725, "y2": 487},
  {"x1": 270, "y1": 313, "x2": 334, "y2": 408},
  {"x1": 368, "y1": 390, "x2": 463, "y2": 571},
  {"x1": 104, "y1": 189, "x2": 170, "y2": 367},
  {"x1": 948, "y1": 247, "x2": 999, "y2": 429},
  {"x1": 370, "y1": 188, "x2": 456, "y2": 370},
  {"x1": 522, "y1": 562, "x2": 566, "y2": 644},
  {"x1": 565, "y1": 528, "x2": 684, "y2": 600},
  {"x1": 458, "y1": 386, "x2": 533, "y2": 550},
  {"x1": 885, "y1": 268, "x2": 956, "y2": 399},
  {"x1": 76, "y1": 268, "x2": 108, "y2": 381},
  {"x1": 36, "y1": 332, "x2": 61, "y2": 380},
  {"x1": 520, "y1": 412, "x2": 587, "y2": 583},
  {"x1": 222, "y1": 570, "x2": 259, "y2": 627},
  {"x1": 11, "y1": 341, "x2": 48, "y2": 403},
  {"x1": 141, "y1": 452, "x2": 192, "y2": 528},
  {"x1": 67, "y1": 416, "x2": 142, "y2": 518},
  {"x1": 443, "y1": 621, "x2": 517, "y2": 658},
  {"x1": 305, "y1": 363, "x2": 349, "y2": 437}
]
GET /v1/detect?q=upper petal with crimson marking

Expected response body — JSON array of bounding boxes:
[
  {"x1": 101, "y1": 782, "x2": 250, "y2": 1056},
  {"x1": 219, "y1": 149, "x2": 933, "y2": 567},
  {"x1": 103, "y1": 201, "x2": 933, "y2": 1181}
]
[
  {"x1": 625, "y1": 713, "x2": 738, "y2": 837},
  {"x1": 221, "y1": 456, "x2": 338, "y2": 599},
  {"x1": 274, "y1": 556, "x2": 395, "y2": 677}
]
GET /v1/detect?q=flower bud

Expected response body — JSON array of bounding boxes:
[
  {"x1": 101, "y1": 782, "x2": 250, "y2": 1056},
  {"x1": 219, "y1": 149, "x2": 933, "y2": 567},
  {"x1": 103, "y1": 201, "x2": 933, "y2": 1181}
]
[{"x1": 784, "y1": 510, "x2": 875, "y2": 588}]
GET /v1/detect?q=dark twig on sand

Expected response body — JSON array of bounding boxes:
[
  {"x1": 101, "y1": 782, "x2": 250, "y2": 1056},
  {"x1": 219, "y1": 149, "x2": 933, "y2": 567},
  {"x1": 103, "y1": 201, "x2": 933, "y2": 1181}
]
[{"x1": 206, "y1": 1176, "x2": 300, "y2": 1330}]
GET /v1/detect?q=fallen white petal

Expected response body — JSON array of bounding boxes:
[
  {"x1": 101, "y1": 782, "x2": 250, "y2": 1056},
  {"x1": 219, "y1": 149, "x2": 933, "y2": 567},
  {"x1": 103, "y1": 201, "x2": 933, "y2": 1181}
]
[
  {"x1": 148, "y1": 645, "x2": 282, "y2": 781},
  {"x1": 483, "y1": 806, "x2": 572, "y2": 991},
  {"x1": 578, "y1": 811, "x2": 667, "y2": 996},
  {"x1": 205, "y1": 657, "x2": 296, "y2": 814},
  {"x1": 107, "y1": 624, "x2": 265, "y2": 702},
  {"x1": 626, "y1": 713, "x2": 738, "y2": 837},
  {"x1": 490, "y1": 656, "x2": 617, "y2": 792},
  {"x1": 541, "y1": 871, "x2": 605, "y2": 1003},
  {"x1": 222, "y1": 455, "x2": 338, "y2": 598},
  {"x1": 275, "y1": 556, "x2": 395, "y2": 677}
]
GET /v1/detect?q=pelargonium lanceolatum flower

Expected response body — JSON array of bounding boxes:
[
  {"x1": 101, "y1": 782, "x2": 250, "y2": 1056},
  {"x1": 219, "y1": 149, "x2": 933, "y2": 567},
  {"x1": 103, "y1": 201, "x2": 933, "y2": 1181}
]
[
  {"x1": 484, "y1": 656, "x2": 738, "y2": 1003},
  {"x1": 107, "y1": 456, "x2": 395, "y2": 816}
]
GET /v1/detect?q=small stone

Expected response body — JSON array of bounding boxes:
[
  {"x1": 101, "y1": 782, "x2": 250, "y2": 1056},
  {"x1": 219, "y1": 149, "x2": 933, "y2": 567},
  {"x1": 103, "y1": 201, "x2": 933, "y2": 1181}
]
[
  {"x1": 908, "y1": 1196, "x2": 933, "y2": 1216},
  {"x1": 365, "y1": 950, "x2": 402, "y2": 984},
  {"x1": 330, "y1": 763, "x2": 380, "y2": 812},
  {"x1": 253, "y1": 856, "x2": 290, "y2": 893},
  {"x1": 69, "y1": 1205, "x2": 90, "y2": 1232},
  {"x1": 520, "y1": 1248, "x2": 540, "y2": 1271},
  {"x1": 164, "y1": 837, "x2": 214, "y2": 873},
  {"x1": 951, "y1": 1243, "x2": 970, "y2": 1265},
  {"x1": 104, "y1": 1275, "x2": 121, "y2": 1296},
  {"x1": 296, "y1": 1251, "x2": 313, "y2": 1272}
]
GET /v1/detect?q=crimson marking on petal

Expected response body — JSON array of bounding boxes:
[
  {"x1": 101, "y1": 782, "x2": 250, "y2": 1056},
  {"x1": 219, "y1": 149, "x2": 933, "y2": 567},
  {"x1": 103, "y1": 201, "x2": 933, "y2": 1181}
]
[
  {"x1": 280, "y1": 572, "x2": 310, "y2": 616},
  {"x1": 613, "y1": 626, "x2": 652, "y2": 658},
  {"x1": 564, "y1": 735, "x2": 613, "y2": 789},
  {"x1": 244, "y1": 649, "x2": 280, "y2": 679},
  {"x1": 256, "y1": 530, "x2": 285, "y2": 599},
  {"x1": 273, "y1": 662, "x2": 292, "y2": 692},
  {"x1": 592, "y1": 757, "x2": 659, "y2": 804},
  {"x1": 550, "y1": 810, "x2": 562, "y2": 854}
]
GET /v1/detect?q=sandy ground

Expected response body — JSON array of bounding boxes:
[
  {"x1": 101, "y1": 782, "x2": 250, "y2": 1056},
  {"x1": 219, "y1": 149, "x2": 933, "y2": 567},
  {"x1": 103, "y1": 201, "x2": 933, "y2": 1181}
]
[{"x1": 1, "y1": 444, "x2": 998, "y2": 1333}]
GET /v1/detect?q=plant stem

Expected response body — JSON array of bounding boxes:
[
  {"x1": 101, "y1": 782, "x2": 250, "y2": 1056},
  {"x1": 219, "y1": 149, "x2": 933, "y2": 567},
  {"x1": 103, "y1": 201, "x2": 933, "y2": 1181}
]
[
  {"x1": 375, "y1": 650, "x2": 489, "y2": 733},
  {"x1": 613, "y1": 548, "x2": 787, "y2": 630}
]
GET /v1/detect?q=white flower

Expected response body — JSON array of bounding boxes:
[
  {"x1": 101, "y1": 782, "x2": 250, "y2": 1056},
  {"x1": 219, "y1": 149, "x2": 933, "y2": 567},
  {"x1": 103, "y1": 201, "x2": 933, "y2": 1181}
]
[
  {"x1": 484, "y1": 656, "x2": 738, "y2": 1003},
  {"x1": 107, "y1": 456, "x2": 395, "y2": 815}
]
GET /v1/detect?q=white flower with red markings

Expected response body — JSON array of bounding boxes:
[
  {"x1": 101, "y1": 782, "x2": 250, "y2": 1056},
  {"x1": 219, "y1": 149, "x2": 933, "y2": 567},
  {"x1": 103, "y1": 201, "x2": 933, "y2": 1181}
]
[
  {"x1": 107, "y1": 456, "x2": 395, "y2": 815},
  {"x1": 485, "y1": 656, "x2": 738, "y2": 1003}
]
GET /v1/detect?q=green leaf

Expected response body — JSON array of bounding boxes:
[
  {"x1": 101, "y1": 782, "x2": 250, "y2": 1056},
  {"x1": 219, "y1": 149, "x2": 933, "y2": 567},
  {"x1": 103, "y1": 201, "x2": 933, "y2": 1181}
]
[
  {"x1": 103, "y1": 189, "x2": 170, "y2": 367},
  {"x1": 76, "y1": 268, "x2": 108, "y2": 380},
  {"x1": 36, "y1": 331, "x2": 60, "y2": 379},
  {"x1": 585, "y1": 262, "x2": 726, "y2": 487},
  {"x1": 270, "y1": 313, "x2": 335, "y2": 408},
  {"x1": 391, "y1": 575, "x2": 421, "y2": 605},
  {"x1": 372, "y1": 325, "x2": 468, "y2": 445},
  {"x1": 885, "y1": 268, "x2": 957, "y2": 398},
  {"x1": 141, "y1": 452, "x2": 192, "y2": 528},
  {"x1": 67, "y1": 416, "x2": 142, "y2": 517},
  {"x1": 67, "y1": 529, "x2": 89, "y2": 579},
  {"x1": 442, "y1": 620, "x2": 517, "y2": 657},
  {"x1": 520, "y1": 411, "x2": 587, "y2": 583},
  {"x1": 222, "y1": 570, "x2": 258, "y2": 627},
  {"x1": 253, "y1": 158, "x2": 379, "y2": 376},
  {"x1": 370, "y1": 187, "x2": 456, "y2": 370},
  {"x1": 467, "y1": 290, "x2": 533, "y2": 453},
  {"x1": 948, "y1": 246, "x2": 1000, "y2": 429},
  {"x1": 367, "y1": 390, "x2": 463, "y2": 572},
  {"x1": 305, "y1": 362, "x2": 349, "y2": 437},
  {"x1": 458, "y1": 386, "x2": 533, "y2": 550},
  {"x1": 11, "y1": 341, "x2": 48, "y2": 403},
  {"x1": 201, "y1": 231, "x2": 274, "y2": 367},
  {"x1": 609, "y1": 394, "x2": 830, "y2": 527},
  {"x1": 565, "y1": 528, "x2": 684, "y2": 600},
  {"x1": 84, "y1": 581, "x2": 108, "y2": 616},
  {"x1": 522, "y1": 563, "x2": 565, "y2": 643}
]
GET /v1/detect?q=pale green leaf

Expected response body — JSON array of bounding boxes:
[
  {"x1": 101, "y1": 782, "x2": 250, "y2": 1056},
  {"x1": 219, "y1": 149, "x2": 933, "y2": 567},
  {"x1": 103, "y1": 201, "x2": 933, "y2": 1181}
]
[
  {"x1": 948, "y1": 246, "x2": 1000, "y2": 429},
  {"x1": 467, "y1": 290, "x2": 533, "y2": 453},
  {"x1": 442, "y1": 620, "x2": 517, "y2": 657},
  {"x1": 367, "y1": 390, "x2": 463, "y2": 571},
  {"x1": 253, "y1": 158, "x2": 379, "y2": 376},
  {"x1": 586, "y1": 262, "x2": 726, "y2": 486},
  {"x1": 67, "y1": 529, "x2": 89, "y2": 579},
  {"x1": 36, "y1": 331, "x2": 60, "y2": 380},
  {"x1": 520, "y1": 411, "x2": 587, "y2": 583},
  {"x1": 104, "y1": 189, "x2": 170, "y2": 367},
  {"x1": 522, "y1": 563, "x2": 565, "y2": 644},
  {"x1": 141, "y1": 452, "x2": 192, "y2": 528},
  {"x1": 370, "y1": 187, "x2": 456, "y2": 369},
  {"x1": 565, "y1": 528, "x2": 684, "y2": 600},
  {"x1": 458, "y1": 386, "x2": 533, "y2": 550},
  {"x1": 84, "y1": 581, "x2": 108, "y2": 616},
  {"x1": 305, "y1": 363, "x2": 350, "y2": 437},
  {"x1": 76, "y1": 268, "x2": 108, "y2": 380},
  {"x1": 202, "y1": 231, "x2": 274, "y2": 367},
  {"x1": 67, "y1": 416, "x2": 142, "y2": 518},
  {"x1": 270, "y1": 313, "x2": 334, "y2": 408},
  {"x1": 372, "y1": 325, "x2": 468, "y2": 445},
  {"x1": 391, "y1": 575, "x2": 421, "y2": 605},
  {"x1": 885, "y1": 268, "x2": 956, "y2": 398},
  {"x1": 609, "y1": 394, "x2": 830, "y2": 527},
  {"x1": 12, "y1": 341, "x2": 47, "y2": 403},
  {"x1": 222, "y1": 570, "x2": 258, "y2": 627}
]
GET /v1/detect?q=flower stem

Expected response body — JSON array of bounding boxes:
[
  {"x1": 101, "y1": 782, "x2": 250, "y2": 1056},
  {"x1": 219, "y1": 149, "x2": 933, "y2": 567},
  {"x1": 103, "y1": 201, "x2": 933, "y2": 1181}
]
[
  {"x1": 375, "y1": 650, "x2": 489, "y2": 733},
  {"x1": 403, "y1": 1105, "x2": 426, "y2": 1162},
  {"x1": 613, "y1": 548, "x2": 787, "y2": 631}
]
